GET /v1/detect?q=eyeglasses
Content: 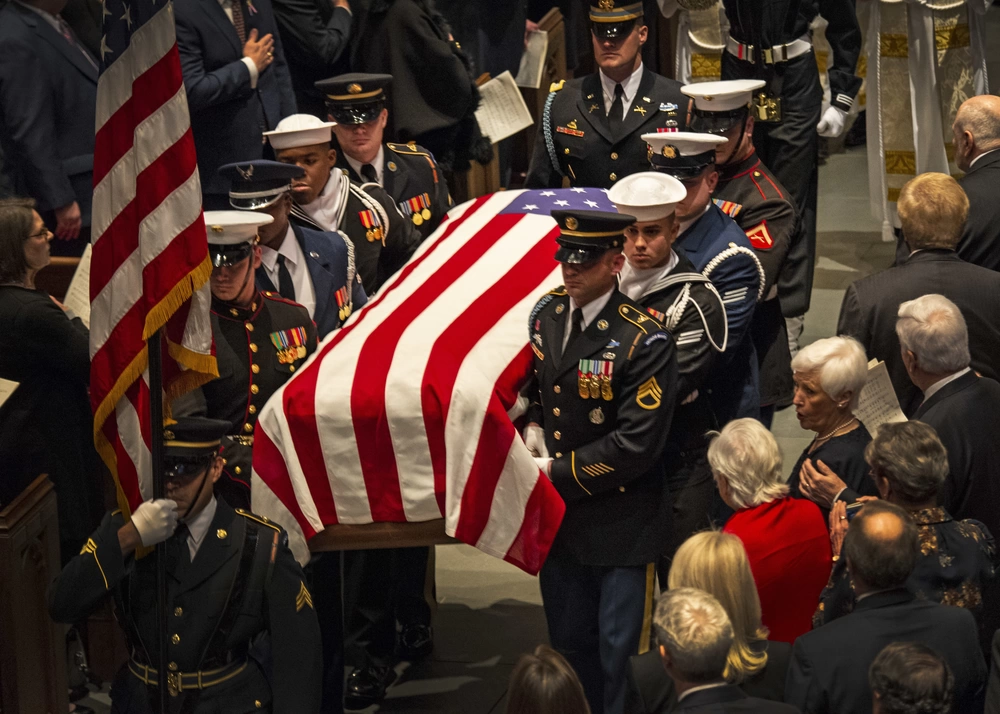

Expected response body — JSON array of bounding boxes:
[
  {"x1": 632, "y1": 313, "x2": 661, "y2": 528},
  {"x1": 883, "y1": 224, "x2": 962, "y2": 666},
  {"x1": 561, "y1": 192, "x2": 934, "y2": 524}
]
[{"x1": 26, "y1": 228, "x2": 52, "y2": 240}]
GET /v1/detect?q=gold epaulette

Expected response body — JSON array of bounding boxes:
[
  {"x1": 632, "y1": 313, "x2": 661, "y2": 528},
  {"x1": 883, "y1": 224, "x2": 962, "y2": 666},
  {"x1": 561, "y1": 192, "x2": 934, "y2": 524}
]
[
  {"x1": 619, "y1": 304, "x2": 662, "y2": 333},
  {"x1": 235, "y1": 508, "x2": 281, "y2": 532},
  {"x1": 549, "y1": 79, "x2": 565, "y2": 93}
]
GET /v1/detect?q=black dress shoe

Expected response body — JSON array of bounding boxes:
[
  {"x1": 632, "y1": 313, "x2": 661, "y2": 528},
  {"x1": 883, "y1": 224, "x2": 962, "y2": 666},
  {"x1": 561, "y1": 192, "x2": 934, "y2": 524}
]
[
  {"x1": 344, "y1": 665, "x2": 396, "y2": 711},
  {"x1": 399, "y1": 624, "x2": 434, "y2": 660}
]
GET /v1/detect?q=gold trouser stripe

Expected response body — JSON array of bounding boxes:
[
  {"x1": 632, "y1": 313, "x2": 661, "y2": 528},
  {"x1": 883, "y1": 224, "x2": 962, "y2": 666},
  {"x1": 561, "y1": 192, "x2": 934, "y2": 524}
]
[{"x1": 638, "y1": 562, "x2": 655, "y2": 655}]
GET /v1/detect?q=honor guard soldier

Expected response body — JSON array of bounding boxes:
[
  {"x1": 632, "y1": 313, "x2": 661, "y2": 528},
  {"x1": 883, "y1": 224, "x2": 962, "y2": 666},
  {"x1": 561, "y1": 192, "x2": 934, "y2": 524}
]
[
  {"x1": 218, "y1": 160, "x2": 367, "y2": 338},
  {"x1": 524, "y1": 0, "x2": 688, "y2": 190},
  {"x1": 264, "y1": 113, "x2": 423, "y2": 294},
  {"x1": 608, "y1": 172, "x2": 728, "y2": 568},
  {"x1": 684, "y1": 80, "x2": 796, "y2": 426},
  {"x1": 317, "y1": 73, "x2": 453, "y2": 240},
  {"x1": 194, "y1": 211, "x2": 319, "y2": 509},
  {"x1": 49, "y1": 416, "x2": 322, "y2": 713},
  {"x1": 720, "y1": 0, "x2": 862, "y2": 348},
  {"x1": 643, "y1": 132, "x2": 765, "y2": 425},
  {"x1": 523, "y1": 210, "x2": 678, "y2": 714}
]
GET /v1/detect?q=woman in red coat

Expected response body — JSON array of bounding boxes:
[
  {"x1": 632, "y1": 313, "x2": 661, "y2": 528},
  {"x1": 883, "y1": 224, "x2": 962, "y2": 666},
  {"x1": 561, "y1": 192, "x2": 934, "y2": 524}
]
[{"x1": 710, "y1": 418, "x2": 832, "y2": 643}]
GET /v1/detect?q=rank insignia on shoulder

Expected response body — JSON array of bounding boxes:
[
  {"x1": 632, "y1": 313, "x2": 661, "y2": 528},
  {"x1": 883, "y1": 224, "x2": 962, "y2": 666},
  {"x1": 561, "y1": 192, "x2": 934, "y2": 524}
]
[
  {"x1": 334, "y1": 285, "x2": 352, "y2": 322},
  {"x1": 579, "y1": 359, "x2": 613, "y2": 401},
  {"x1": 399, "y1": 192, "x2": 433, "y2": 226},
  {"x1": 270, "y1": 327, "x2": 308, "y2": 364},
  {"x1": 636, "y1": 376, "x2": 663, "y2": 410},
  {"x1": 746, "y1": 220, "x2": 774, "y2": 250},
  {"x1": 296, "y1": 581, "x2": 314, "y2": 612},
  {"x1": 711, "y1": 198, "x2": 744, "y2": 218},
  {"x1": 358, "y1": 209, "x2": 385, "y2": 243}
]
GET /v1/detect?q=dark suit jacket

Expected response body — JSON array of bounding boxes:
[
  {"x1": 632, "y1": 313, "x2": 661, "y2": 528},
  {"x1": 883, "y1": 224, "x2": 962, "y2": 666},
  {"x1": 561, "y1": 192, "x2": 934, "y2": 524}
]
[
  {"x1": 785, "y1": 589, "x2": 986, "y2": 714},
  {"x1": 837, "y1": 249, "x2": 1000, "y2": 414},
  {"x1": 61, "y1": 0, "x2": 104, "y2": 59},
  {"x1": 271, "y1": 0, "x2": 352, "y2": 117},
  {"x1": 987, "y1": 629, "x2": 1000, "y2": 714},
  {"x1": 674, "y1": 684, "x2": 800, "y2": 714},
  {"x1": 174, "y1": 0, "x2": 296, "y2": 196},
  {"x1": 627, "y1": 641, "x2": 792, "y2": 714},
  {"x1": 0, "y1": 2, "x2": 97, "y2": 221},
  {"x1": 255, "y1": 222, "x2": 367, "y2": 338},
  {"x1": 958, "y1": 150, "x2": 1000, "y2": 271},
  {"x1": 0, "y1": 286, "x2": 103, "y2": 548}
]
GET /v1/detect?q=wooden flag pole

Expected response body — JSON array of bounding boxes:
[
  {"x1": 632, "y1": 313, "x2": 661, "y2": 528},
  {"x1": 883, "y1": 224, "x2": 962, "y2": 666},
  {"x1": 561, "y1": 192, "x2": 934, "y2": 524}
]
[{"x1": 147, "y1": 328, "x2": 169, "y2": 713}]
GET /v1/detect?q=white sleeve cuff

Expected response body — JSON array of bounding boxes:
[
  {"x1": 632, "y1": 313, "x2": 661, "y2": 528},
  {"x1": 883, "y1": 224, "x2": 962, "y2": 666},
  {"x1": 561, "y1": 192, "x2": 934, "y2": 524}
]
[
  {"x1": 242, "y1": 56, "x2": 259, "y2": 89},
  {"x1": 833, "y1": 487, "x2": 848, "y2": 506}
]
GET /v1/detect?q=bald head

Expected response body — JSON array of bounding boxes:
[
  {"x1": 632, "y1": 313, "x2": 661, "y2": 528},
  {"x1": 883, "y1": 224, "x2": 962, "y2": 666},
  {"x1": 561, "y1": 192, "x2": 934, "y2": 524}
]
[
  {"x1": 843, "y1": 500, "x2": 918, "y2": 593},
  {"x1": 953, "y1": 95, "x2": 1000, "y2": 172}
]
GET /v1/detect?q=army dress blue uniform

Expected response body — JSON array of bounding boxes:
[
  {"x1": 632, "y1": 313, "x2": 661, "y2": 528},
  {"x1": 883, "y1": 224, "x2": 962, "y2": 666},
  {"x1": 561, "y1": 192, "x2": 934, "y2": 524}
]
[
  {"x1": 527, "y1": 210, "x2": 678, "y2": 714},
  {"x1": 48, "y1": 420, "x2": 322, "y2": 714},
  {"x1": 524, "y1": 1, "x2": 688, "y2": 190}
]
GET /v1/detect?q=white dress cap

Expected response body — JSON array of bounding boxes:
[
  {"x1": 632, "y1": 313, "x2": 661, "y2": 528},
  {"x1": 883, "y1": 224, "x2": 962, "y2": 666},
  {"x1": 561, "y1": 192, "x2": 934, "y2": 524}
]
[
  {"x1": 680, "y1": 79, "x2": 767, "y2": 112},
  {"x1": 641, "y1": 131, "x2": 727, "y2": 157},
  {"x1": 263, "y1": 114, "x2": 336, "y2": 150},
  {"x1": 608, "y1": 172, "x2": 688, "y2": 222},
  {"x1": 203, "y1": 210, "x2": 274, "y2": 245}
]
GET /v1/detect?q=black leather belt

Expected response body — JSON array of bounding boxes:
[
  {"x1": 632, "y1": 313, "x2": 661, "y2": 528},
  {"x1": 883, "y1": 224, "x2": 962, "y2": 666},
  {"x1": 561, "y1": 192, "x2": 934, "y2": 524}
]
[{"x1": 128, "y1": 658, "x2": 247, "y2": 697}]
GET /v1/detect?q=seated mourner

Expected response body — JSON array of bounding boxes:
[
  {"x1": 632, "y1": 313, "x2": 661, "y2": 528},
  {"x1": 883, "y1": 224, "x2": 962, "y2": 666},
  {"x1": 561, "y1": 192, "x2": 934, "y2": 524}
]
[{"x1": 48, "y1": 417, "x2": 322, "y2": 712}]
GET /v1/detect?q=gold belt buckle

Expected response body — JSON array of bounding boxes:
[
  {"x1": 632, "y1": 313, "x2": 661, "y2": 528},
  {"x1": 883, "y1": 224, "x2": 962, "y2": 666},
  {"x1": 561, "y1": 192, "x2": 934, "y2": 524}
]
[
  {"x1": 754, "y1": 92, "x2": 782, "y2": 123},
  {"x1": 166, "y1": 671, "x2": 182, "y2": 697}
]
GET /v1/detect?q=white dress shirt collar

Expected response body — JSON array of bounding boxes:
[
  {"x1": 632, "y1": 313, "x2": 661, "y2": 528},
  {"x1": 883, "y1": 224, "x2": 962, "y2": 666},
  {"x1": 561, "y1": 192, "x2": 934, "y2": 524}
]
[
  {"x1": 969, "y1": 147, "x2": 1000, "y2": 169},
  {"x1": 345, "y1": 146, "x2": 386, "y2": 186},
  {"x1": 183, "y1": 496, "x2": 218, "y2": 560},
  {"x1": 923, "y1": 367, "x2": 971, "y2": 402},
  {"x1": 562, "y1": 286, "x2": 615, "y2": 349},
  {"x1": 259, "y1": 224, "x2": 317, "y2": 318},
  {"x1": 599, "y1": 62, "x2": 644, "y2": 117},
  {"x1": 677, "y1": 682, "x2": 729, "y2": 702}
]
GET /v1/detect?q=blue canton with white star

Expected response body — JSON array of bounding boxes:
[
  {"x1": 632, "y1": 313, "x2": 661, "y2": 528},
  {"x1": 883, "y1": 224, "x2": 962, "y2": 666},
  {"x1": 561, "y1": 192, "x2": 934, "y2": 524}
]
[
  {"x1": 99, "y1": 0, "x2": 164, "y2": 70},
  {"x1": 500, "y1": 188, "x2": 616, "y2": 217}
]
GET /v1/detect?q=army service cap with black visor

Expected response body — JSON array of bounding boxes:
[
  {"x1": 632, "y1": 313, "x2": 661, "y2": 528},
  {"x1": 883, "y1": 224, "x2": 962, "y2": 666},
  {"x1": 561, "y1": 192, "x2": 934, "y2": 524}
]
[
  {"x1": 162, "y1": 416, "x2": 230, "y2": 483},
  {"x1": 316, "y1": 73, "x2": 393, "y2": 125},
  {"x1": 203, "y1": 209, "x2": 274, "y2": 268},
  {"x1": 589, "y1": 0, "x2": 644, "y2": 40},
  {"x1": 552, "y1": 209, "x2": 636, "y2": 265}
]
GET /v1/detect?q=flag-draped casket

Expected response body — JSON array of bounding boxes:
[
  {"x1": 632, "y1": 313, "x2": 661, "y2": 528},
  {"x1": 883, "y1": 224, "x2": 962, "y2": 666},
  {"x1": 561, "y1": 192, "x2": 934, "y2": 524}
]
[{"x1": 252, "y1": 188, "x2": 620, "y2": 573}]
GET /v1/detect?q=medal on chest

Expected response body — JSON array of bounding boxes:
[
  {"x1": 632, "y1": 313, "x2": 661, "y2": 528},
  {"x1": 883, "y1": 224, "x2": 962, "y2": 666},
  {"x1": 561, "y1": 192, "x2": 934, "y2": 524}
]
[
  {"x1": 270, "y1": 327, "x2": 308, "y2": 364},
  {"x1": 398, "y1": 192, "x2": 433, "y2": 226},
  {"x1": 358, "y1": 209, "x2": 385, "y2": 244},
  {"x1": 578, "y1": 359, "x2": 613, "y2": 401},
  {"x1": 334, "y1": 285, "x2": 352, "y2": 322}
]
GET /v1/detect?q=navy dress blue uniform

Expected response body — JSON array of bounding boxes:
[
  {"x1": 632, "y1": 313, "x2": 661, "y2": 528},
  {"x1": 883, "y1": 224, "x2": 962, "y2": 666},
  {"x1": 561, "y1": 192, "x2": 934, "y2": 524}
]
[
  {"x1": 175, "y1": 0, "x2": 297, "y2": 202},
  {"x1": 720, "y1": 0, "x2": 861, "y2": 318},
  {"x1": 684, "y1": 81, "x2": 796, "y2": 417},
  {"x1": 525, "y1": 2, "x2": 689, "y2": 190},
  {"x1": 644, "y1": 133, "x2": 764, "y2": 425},
  {"x1": 48, "y1": 418, "x2": 322, "y2": 713},
  {"x1": 527, "y1": 210, "x2": 678, "y2": 714},
  {"x1": 319, "y1": 73, "x2": 454, "y2": 241},
  {"x1": 0, "y1": 1, "x2": 98, "y2": 251}
]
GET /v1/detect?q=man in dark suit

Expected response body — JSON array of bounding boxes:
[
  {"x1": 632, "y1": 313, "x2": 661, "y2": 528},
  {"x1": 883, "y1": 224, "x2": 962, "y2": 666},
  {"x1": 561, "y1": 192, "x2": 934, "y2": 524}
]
[
  {"x1": 653, "y1": 588, "x2": 799, "y2": 714},
  {"x1": 785, "y1": 501, "x2": 986, "y2": 714},
  {"x1": 271, "y1": 0, "x2": 352, "y2": 118},
  {"x1": 0, "y1": 0, "x2": 98, "y2": 255},
  {"x1": 219, "y1": 160, "x2": 367, "y2": 338},
  {"x1": 896, "y1": 293, "x2": 1000, "y2": 652},
  {"x1": 869, "y1": 643, "x2": 955, "y2": 714},
  {"x1": 953, "y1": 95, "x2": 1000, "y2": 271},
  {"x1": 525, "y1": 1, "x2": 688, "y2": 190},
  {"x1": 175, "y1": 0, "x2": 296, "y2": 208},
  {"x1": 837, "y1": 172, "x2": 1000, "y2": 415},
  {"x1": 525, "y1": 209, "x2": 678, "y2": 714}
]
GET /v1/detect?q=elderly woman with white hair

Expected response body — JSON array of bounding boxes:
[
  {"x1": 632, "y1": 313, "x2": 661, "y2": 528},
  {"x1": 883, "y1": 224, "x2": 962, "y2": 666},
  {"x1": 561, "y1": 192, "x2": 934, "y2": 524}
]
[
  {"x1": 709, "y1": 419, "x2": 832, "y2": 643},
  {"x1": 785, "y1": 336, "x2": 876, "y2": 508}
]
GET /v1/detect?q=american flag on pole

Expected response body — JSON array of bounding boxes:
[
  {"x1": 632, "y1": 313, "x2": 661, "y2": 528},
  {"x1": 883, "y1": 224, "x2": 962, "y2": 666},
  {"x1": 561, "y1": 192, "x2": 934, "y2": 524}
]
[
  {"x1": 253, "y1": 188, "x2": 617, "y2": 574},
  {"x1": 89, "y1": 0, "x2": 217, "y2": 515}
]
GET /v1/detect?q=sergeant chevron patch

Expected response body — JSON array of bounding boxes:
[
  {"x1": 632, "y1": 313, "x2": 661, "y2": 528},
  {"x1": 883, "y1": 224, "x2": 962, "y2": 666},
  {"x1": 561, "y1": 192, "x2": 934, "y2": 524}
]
[
  {"x1": 296, "y1": 581, "x2": 314, "y2": 611},
  {"x1": 636, "y1": 377, "x2": 663, "y2": 410}
]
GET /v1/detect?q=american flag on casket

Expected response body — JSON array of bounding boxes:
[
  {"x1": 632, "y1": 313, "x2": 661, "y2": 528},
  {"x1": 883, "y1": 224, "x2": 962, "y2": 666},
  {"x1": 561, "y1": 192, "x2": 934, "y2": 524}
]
[{"x1": 251, "y1": 188, "x2": 619, "y2": 574}]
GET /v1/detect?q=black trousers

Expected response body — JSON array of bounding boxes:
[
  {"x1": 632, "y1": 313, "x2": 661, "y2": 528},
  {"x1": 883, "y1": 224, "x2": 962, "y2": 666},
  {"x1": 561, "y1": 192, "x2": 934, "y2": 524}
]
[
  {"x1": 722, "y1": 50, "x2": 823, "y2": 318},
  {"x1": 305, "y1": 552, "x2": 345, "y2": 714},
  {"x1": 657, "y1": 451, "x2": 715, "y2": 588},
  {"x1": 343, "y1": 546, "x2": 433, "y2": 670}
]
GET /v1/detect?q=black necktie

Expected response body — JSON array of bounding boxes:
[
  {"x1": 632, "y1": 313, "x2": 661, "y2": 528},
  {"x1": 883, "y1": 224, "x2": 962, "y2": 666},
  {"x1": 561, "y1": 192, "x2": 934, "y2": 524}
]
[
  {"x1": 566, "y1": 308, "x2": 584, "y2": 352},
  {"x1": 167, "y1": 524, "x2": 191, "y2": 574},
  {"x1": 609, "y1": 83, "x2": 625, "y2": 137},
  {"x1": 361, "y1": 163, "x2": 379, "y2": 184},
  {"x1": 276, "y1": 254, "x2": 296, "y2": 301}
]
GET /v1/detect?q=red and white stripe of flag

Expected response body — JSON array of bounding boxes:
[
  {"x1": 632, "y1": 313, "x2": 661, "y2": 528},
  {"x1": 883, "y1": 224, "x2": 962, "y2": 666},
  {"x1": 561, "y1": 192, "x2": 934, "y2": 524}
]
[
  {"x1": 252, "y1": 192, "x2": 566, "y2": 574},
  {"x1": 89, "y1": 2, "x2": 217, "y2": 515}
]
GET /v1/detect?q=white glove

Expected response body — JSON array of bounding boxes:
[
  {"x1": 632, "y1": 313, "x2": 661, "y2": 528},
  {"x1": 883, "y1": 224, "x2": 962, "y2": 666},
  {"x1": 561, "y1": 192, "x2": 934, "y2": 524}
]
[
  {"x1": 131, "y1": 499, "x2": 179, "y2": 547},
  {"x1": 533, "y1": 457, "x2": 553, "y2": 479},
  {"x1": 817, "y1": 106, "x2": 848, "y2": 138},
  {"x1": 523, "y1": 424, "x2": 549, "y2": 459}
]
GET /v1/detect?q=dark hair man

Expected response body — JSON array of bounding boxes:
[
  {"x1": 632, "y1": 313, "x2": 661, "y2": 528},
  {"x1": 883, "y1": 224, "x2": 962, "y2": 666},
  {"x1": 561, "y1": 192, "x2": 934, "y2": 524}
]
[{"x1": 870, "y1": 642, "x2": 954, "y2": 714}]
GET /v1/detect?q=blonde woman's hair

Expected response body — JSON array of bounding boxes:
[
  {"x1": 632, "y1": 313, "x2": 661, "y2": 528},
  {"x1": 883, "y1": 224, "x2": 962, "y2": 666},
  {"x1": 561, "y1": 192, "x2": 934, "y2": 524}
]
[
  {"x1": 668, "y1": 531, "x2": 768, "y2": 683},
  {"x1": 897, "y1": 173, "x2": 969, "y2": 250},
  {"x1": 707, "y1": 419, "x2": 788, "y2": 509}
]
